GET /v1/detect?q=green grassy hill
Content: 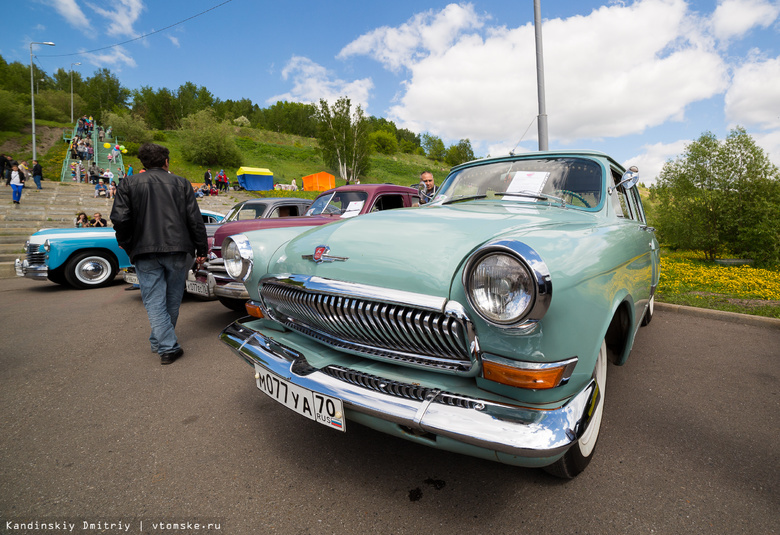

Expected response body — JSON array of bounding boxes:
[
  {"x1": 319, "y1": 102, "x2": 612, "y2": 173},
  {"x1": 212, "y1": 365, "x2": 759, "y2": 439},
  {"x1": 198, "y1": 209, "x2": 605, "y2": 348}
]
[
  {"x1": 2, "y1": 122, "x2": 448, "y2": 199},
  {"x1": 132, "y1": 128, "x2": 446, "y2": 198}
]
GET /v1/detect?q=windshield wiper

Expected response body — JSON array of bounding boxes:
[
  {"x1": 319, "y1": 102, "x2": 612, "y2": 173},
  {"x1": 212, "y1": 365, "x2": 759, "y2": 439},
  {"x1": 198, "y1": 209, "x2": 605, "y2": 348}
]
[
  {"x1": 442, "y1": 194, "x2": 487, "y2": 205},
  {"x1": 494, "y1": 190, "x2": 566, "y2": 205}
]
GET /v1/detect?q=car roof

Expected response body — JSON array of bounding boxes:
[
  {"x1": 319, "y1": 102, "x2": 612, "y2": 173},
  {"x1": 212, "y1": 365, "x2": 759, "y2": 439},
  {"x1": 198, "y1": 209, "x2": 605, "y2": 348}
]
[
  {"x1": 319, "y1": 184, "x2": 419, "y2": 195},
  {"x1": 450, "y1": 150, "x2": 625, "y2": 173},
  {"x1": 235, "y1": 197, "x2": 312, "y2": 205}
]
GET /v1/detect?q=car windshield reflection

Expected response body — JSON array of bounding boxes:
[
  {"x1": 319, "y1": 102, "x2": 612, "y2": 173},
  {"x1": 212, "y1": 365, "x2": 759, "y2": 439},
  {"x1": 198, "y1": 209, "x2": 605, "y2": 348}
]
[{"x1": 437, "y1": 157, "x2": 604, "y2": 209}]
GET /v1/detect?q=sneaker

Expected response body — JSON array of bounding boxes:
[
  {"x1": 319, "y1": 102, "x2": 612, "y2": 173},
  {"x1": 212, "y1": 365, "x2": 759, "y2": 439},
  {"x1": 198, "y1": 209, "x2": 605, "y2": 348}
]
[{"x1": 160, "y1": 348, "x2": 184, "y2": 365}]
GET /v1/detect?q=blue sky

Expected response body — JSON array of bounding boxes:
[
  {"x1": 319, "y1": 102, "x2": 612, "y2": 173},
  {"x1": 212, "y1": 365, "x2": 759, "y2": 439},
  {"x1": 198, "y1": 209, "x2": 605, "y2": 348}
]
[{"x1": 3, "y1": 0, "x2": 779, "y2": 184}]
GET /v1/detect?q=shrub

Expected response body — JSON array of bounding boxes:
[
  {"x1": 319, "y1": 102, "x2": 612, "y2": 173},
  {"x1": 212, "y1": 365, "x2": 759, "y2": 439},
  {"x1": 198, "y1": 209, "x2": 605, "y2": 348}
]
[
  {"x1": 103, "y1": 111, "x2": 153, "y2": 143},
  {"x1": 179, "y1": 109, "x2": 242, "y2": 168}
]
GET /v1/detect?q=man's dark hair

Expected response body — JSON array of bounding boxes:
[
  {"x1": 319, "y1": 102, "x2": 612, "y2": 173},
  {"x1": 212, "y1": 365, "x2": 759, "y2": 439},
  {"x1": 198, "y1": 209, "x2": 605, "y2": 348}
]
[{"x1": 137, "y1": 143, "x2": 170, "y2": 169}]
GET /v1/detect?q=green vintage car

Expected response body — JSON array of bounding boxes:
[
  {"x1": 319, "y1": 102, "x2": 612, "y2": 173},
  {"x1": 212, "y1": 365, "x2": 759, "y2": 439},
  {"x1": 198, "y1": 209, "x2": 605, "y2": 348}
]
[{"x1": 219, "y1": 150, "x2": 659, "y2": 478}]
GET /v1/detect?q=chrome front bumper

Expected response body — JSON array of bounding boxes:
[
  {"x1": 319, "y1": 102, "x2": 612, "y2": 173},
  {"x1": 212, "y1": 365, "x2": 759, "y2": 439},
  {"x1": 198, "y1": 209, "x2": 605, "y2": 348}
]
[
  {"x1": 214, "y1": 281, "x2": 249, "y2": 299},
  {"x1": 220, "y1": 320, "x2": 599, "y2": 459},
  {"x1": 15, "y1": 258, "x2": 48, "y2": 280}
]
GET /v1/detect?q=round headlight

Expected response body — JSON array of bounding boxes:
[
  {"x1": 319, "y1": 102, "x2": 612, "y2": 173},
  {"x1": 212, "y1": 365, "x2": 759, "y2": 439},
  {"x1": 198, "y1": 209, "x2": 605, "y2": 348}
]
[
  {"x1": 223, "y1": 235, "x2": 253, "y2": 281},
  {"x1": 466, "y1": 253, "x2": 535, "y2": 324}
]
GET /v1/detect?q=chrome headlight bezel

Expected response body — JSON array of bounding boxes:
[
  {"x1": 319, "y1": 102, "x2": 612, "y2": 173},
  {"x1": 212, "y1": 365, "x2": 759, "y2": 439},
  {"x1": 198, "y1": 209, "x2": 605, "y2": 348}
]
[
  {"x1": 222, "y1": 234, "x2": 254, "y2": 282},
  {"x1": 462, "y1": 240, "x2": 552, "y2": 328}
]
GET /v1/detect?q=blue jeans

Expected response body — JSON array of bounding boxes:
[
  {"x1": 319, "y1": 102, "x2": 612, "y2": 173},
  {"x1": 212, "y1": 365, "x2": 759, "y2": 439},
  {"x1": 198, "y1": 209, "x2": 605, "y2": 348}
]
[
  {"x1": 33, "y1": 175, "x2": 42, "y2": 189},
  {"x1": 135, "y1": 252, "x2": 192, "y2": 355},
  {"x1": 11, "y1": 184, "x2": 23, "y2": 202}
]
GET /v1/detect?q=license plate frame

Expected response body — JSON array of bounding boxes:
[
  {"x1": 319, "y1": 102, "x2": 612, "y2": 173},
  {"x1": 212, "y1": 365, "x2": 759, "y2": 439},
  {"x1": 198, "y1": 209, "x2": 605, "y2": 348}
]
[
  {"x1": 124, "y1": 272, "x2": 138, "y2": 285},
  {"x1": 254, "y1": 365, "x2": 346, "y2": 432}
]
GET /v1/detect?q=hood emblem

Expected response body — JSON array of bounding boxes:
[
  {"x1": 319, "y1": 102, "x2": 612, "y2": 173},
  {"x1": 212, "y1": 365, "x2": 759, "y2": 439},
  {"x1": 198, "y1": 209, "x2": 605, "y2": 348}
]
[{"x1": 303, "y1": 245, "x2": 348, "y2": 264}]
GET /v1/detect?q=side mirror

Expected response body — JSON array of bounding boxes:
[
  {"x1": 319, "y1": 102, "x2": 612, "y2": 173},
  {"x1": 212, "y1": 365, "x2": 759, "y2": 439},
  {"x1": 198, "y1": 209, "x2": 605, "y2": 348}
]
[{"x1": 609, "y1": 166, "x2": 639, "y2": 194}]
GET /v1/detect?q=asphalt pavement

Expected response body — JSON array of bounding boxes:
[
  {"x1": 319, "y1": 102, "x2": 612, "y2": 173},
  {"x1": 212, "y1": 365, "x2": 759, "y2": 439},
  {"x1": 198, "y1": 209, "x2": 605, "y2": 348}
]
[{"x1": 0, "y1": 277, "x2": 777, "y2": 535}]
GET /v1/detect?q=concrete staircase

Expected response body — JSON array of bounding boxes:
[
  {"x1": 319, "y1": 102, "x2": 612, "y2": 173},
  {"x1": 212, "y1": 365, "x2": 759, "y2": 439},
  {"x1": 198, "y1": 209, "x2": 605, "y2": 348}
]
[{"x1": 0, "y1": 181, "x2": 256, "y2": 279}]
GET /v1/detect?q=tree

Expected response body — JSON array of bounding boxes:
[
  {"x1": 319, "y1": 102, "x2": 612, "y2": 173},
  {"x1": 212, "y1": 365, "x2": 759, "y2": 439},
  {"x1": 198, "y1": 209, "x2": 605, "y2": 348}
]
[
  {"x1": 102, "y1": 111, "x2": 153, "y2": 143},
  {"x1": 255, "y1": 100, "x2": 317, "y2": 137},
  {"x1": 396, "y1": 128, "x2": 421, "y2": 153},
  {"x1": 368, "y1": 130, "x2": 398, "y2": 155},
  {"x1": 179, "y1": 108, "x2": 242, "y2": 168},
  {"x1": 421, "y1": 133, "x2": 446, "y2": 161},
  {"x1": 0, "y1": 89, "x2": 27, "y2": 131},
  {"x1": 83, "y1": 68, "x2": 130, "y2": 123},
  {"x1": 315, "y1": 97, "x2": 371, "y2": 183},
  {"x1": 651, "y1": 127, "x2": 780, "y2": 265},
  {"x1": 445, "y1": 138, "x2": 475, "y2": 166}
]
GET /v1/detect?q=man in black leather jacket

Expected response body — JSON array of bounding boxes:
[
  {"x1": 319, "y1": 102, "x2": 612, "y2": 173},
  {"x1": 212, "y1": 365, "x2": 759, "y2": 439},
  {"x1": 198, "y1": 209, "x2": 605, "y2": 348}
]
[{"x1": 110, "y1": 143, "x2": 207, "y2": 365}]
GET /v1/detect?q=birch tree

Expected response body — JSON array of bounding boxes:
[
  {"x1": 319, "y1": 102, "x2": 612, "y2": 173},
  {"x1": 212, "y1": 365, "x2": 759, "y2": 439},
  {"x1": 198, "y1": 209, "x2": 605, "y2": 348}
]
[{"x1": 315, "y1": 97, "x2": 371, "y2": 183}]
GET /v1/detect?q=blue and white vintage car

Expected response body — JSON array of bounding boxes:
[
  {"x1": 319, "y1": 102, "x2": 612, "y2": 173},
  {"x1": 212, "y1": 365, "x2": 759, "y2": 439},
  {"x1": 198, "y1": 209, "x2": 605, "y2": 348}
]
[
  {"x1": 219, "y1": 151, "x2": 659, "y2": 477},
  {"x1": 15, "y1": 209, "x2": 224, "y2": 289}
]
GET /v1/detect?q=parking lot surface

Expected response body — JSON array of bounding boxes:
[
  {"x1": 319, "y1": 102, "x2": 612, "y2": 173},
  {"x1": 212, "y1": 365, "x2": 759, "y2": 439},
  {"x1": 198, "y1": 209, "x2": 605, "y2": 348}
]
[{"x1": 0, "y1": 277, "x2": 777, "y2": 534}]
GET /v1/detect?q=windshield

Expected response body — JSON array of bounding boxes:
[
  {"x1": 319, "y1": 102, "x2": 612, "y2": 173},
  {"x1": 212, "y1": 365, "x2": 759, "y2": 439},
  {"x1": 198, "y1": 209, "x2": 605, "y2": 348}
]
[
  {"x1": 224, "y1": 203, "x2": 268, "y2": 222},
  {"x1": 306, "y1": 191, "x2": 368, "y2": 218},
  {"x1": 436, "y1": 157, "x2": 604, "y2": 209}
]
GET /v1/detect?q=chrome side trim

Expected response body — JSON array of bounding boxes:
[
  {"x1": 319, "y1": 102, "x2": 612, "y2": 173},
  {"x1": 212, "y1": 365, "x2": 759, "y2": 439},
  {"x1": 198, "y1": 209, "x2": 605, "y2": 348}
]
[{"x1": 221, "y1": 320, "x2": 600, "y2": 458}]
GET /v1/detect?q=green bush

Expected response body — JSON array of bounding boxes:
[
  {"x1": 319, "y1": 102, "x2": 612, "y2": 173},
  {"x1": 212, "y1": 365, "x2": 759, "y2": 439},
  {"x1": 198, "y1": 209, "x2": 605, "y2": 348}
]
[
  {"x1": 369, "y1": 130, "x2": 398, "y2": 155},
  {"x1": 103, "y1": 111, "x2": 153, "y2": 143},
  {"x1": 153, "y1": 131, "x2": 167, "y2": 141},
  {"x1": 0, "y1": 90, "x2": 27, "y2": 131},
  {"x1": 124, "y1": 142, "x2": 140, "y2": 156},
  {"x1": 179, "y1": 109, "x2": 242, "y2": 168}
]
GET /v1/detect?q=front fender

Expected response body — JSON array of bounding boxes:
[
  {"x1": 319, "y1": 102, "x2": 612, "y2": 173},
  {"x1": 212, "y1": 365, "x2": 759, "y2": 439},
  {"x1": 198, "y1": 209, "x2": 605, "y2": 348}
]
[
  {"x1": 47, "y1": 239, "x2": 130, "y2": 270},
  {"x1": 240, "y1": 225, "x2": 322, "y2": 299}
]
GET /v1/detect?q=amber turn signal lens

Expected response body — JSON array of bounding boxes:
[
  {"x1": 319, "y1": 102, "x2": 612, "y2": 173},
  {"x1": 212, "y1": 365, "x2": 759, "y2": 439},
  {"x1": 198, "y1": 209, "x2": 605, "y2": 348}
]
[
  {"x1": 245, "y1": 301, "x2": 264, "y2": 318},
  {"x1": 482, "y1": 360, "x2": 565, "y2": 389}
]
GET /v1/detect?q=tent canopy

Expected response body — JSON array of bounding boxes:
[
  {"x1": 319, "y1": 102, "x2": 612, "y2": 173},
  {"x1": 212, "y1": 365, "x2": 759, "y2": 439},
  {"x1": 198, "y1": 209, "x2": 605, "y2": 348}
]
[
  {"x1": 302, "y1": 171, "x2": 335, "y2": 191},
  {"x1": 236, "y1": 167, "x2": 273, "y2": 191}
]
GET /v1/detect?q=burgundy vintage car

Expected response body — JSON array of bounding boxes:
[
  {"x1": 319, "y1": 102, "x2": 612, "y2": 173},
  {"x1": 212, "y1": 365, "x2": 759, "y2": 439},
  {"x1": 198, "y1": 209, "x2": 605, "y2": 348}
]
[{"x1": 188, "y1": 183, "x2": 421, "y2": 310}]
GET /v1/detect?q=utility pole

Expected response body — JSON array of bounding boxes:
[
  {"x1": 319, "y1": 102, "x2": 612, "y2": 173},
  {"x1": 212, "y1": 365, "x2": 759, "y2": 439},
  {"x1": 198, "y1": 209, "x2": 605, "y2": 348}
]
[{"x1": 534, "y1": 0, "x2": 548, "y2": 151}]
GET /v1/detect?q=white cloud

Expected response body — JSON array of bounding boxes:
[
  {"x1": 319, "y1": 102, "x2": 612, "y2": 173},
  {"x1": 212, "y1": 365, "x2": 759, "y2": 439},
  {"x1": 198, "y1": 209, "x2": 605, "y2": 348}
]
[
  {"x1": 625, "y1": 139, "x2": 691, "y2": 186},
  {"x1": 725, "y1": 54, "x2": 780, "y2": 130},
  {"x1": 167, "y1": 35, "x2": 180, "y2": 48},
  {"x1": 753, "y1": 129, "x2": 780, "y2": 170},
  {"x1": 43, "y1": 0, "x2": 92, "y2": 31},
  {"x1": 376, "y1": 0, "x2": 729, "y2": 151},
  {"x1": 88, "y1": 0, "x2": 145, "y2": 38},
  {"x1": 710, "y1": 0, "x2": 780, "y2": 41},
  {"x1": 82, "y1": 46, "x2": 137, "y2": 70},
  {"x1": 338, "y1": 3, "x2": 485, "y2": 73},
  {"x1": 268, "y1": 56, "x2": 374, "y2": 111}
]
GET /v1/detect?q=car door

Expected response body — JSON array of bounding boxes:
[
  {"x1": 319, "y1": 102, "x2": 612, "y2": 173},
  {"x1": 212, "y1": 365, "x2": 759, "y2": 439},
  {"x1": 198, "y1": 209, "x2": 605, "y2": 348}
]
[{"x1": 610, "y1": 167, "x2": 657, "y2": 324}]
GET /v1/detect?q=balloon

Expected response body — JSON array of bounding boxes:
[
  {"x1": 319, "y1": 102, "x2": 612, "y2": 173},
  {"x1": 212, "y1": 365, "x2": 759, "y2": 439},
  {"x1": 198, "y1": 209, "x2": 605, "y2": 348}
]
[
  {"x1": 121, "y1": 149, "x2": 127, "y2": 154},
  {"x1": 103, "y1": 143, "x2": 110, "y2": 148},
  {"x1": 119, "y1": 145, "x2": 125, "y2": 150}
]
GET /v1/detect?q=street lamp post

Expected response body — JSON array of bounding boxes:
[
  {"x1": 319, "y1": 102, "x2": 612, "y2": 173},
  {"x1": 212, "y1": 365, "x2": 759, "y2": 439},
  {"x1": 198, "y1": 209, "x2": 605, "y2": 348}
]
[
  {"x1": 30, "y1": 41, "x2": 56, "y2": 161},
  {"x1": 70, "y1": 62, "x2": 81, "y2": 124},
  {"x1": 533, "y1": 0, "x2": 548, "y2": 151}
]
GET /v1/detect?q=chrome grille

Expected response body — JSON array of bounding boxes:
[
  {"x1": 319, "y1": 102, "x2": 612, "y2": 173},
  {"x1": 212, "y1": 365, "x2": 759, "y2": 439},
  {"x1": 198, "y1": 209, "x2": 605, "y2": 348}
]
[
  {"x1": 261, "y1": 281, "x2": 474, "y2": 372},
  {"x1": 26, "y1": 244, "x2": 46, "y2": 265},
  {"x1": 321, "y1": 366, "x2": 482, "y2": 409}
]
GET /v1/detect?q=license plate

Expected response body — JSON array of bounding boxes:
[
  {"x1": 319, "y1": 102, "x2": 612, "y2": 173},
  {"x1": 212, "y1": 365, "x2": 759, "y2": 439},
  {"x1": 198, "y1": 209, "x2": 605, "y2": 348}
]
[
  {"x1": 254, "y1": 365, "x2": 346, "y2": 432},
  {"x1": 124, "y1": 272, "x2": 138, "y2": 284},
  {"x1": 186, "y1": 279, "x2": 211, "y2": 297}
]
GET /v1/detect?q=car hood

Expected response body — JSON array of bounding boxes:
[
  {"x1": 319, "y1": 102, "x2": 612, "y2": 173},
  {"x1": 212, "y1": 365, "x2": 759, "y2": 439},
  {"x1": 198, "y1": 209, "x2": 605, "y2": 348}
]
[
  {"x1": 28, "y1": 227, "x2": 116, "y2": 244},
  {"x1": 270, "y1": 202, "x2": 604, "y2": 297},
  {"x1": 214, "y1": 215, "x2": 340, "y2": 246}
]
